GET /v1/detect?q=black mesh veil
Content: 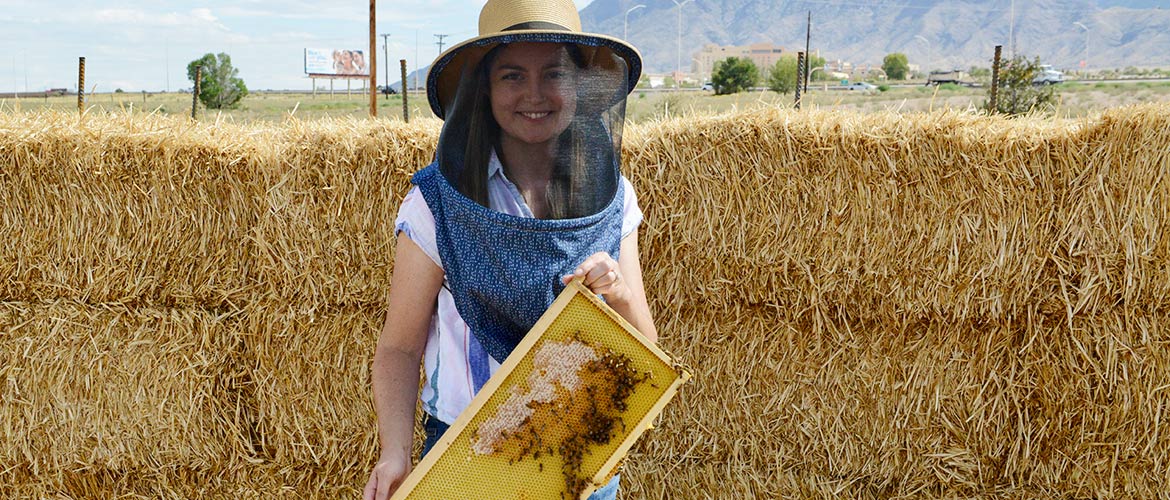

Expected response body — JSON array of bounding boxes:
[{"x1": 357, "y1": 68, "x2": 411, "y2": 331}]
[{"x1": 434, "y1": 41, "x2": 629, "y2": 220}]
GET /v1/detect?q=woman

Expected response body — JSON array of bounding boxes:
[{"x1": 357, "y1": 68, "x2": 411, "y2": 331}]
[{"x1": 363, "y1": 1, "x2": 653, "y2": 499}]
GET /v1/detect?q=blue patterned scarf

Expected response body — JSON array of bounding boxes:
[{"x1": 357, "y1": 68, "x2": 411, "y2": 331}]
[{"x1": 412, "y1": 163, "x2": 623, "y2": 393}]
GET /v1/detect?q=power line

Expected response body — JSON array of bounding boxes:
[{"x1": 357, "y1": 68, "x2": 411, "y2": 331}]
[{"x1": 435, "y1": 34, "x2": 448, "y2": 55}]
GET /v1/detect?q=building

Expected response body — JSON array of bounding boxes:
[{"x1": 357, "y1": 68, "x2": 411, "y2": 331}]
[{"x1": 692, "y1": 42, "x2": 785, "y2": 81}]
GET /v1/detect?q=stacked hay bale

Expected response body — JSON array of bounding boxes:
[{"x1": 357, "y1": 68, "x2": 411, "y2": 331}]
[
  {"x1": 622, "y1": 105, "x2": 1170, "y2": 498},
  {"x1": 0, "y1": 113, "x2": 432, "y2": 497},
  {"x1": 1, "y1": 104, "x2": 1167, "y2": 498}
]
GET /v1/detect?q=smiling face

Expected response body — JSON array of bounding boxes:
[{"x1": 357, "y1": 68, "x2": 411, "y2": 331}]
[{"x1": 489, "y1": 42, "x2": 579, "y2": 148}]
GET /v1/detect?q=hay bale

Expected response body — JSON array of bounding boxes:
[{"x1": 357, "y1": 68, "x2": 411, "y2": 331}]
[
  {"x1": 3, "y1": 104, "x2": 1170, "y2": 497},
  {"x1": 248, "y1": 119, "x2": 430, "y2": 308},
  {"x1": 242, "y1": 305, "x2": 380, "y2": 469},
  {"x1": 627, "y1": 105, "x2": 1170, "y2": 322},
  {"x1": 0, "y1": 300, "x2": 249, "y2": 474},
  {"x1": 0, "y1": 113, "x2": 268, "y2": 307},
  {"x1": 624, "y1": 305, "x2": 1170, "y2": 498},
  {"x1": 0, "y1": 114, "x2": 435, "y2": 309},
  {"x1": 0, "y1": 463, "x2": 364, "y2": 499}
]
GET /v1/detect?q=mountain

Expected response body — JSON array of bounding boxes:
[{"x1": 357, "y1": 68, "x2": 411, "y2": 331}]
[{"x1": 580, "y1": 0, "x2": 1170, "y2": 73}]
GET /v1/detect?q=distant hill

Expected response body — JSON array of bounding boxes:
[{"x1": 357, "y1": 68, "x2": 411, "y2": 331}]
[{"x1": 580, "y1": 0, "x2": 1170, "y2": 73}]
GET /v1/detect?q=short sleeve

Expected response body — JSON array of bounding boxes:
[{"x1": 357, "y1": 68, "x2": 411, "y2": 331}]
[
  {"x1": 394, "y1": 186, "x2": 444, "y2": 269},
  {"x1": 620, "y1": 176, "x2": 643, "y2": 238}
]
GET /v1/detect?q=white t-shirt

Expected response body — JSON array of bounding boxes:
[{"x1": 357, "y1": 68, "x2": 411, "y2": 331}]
[{"x1": 393, "y1": 152, "x2": 644, "y2": 424}]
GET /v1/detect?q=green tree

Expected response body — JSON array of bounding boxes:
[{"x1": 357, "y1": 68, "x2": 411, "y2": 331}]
[
  {"x1": 766, "y1": 56, "x2": 799, "y2": 94},
  {"x1": 882, "y1": 53, "x2": 910, "y2": 80},
  {"x1": 710, "y1": 57, "x2": 759, "y2": 95},
  {"x1": 987, "y1": 55, "x2": 1057, "y2": 115},
  {"x1": 187, "y1": 53, "x2": 248, "y2": 109}
]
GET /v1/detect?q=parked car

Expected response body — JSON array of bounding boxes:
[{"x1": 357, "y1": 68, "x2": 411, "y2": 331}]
[
  {"x1": 378, "y1": 85, "x2": 398, "y2": 95},
  {"x1": 846, "y1": 81, "x2": 878, "y2": 93},
  {"x1": 701, "y1": 82, "x2": 714, "y2": 91},
  {"x1": 1032, "y1": 65, "x2": 1064, "y2": 85}
]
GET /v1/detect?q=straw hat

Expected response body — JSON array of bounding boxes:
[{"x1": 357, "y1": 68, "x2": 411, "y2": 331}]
[{"x1": 426, "y1": 0, "x2": 642, "y2": 119}]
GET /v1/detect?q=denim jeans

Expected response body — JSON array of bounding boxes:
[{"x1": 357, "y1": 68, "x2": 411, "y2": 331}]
[{"x1": 422, "y1": 415, "x2": 620, "y2": 500}]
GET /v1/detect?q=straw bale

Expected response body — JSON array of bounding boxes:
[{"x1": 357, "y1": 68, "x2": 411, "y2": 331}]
[
  {"x1": 0, "y1": 112, "x2": 268, "y2": 307},
  {"x1": 0, "y1": 113, "x2": 434, "y2": 309},
  {"x1": 3, "y1": 104, "x2": 1170, "y2": 497},
  {"x1": 247, "y1": 118, "x2": 432, "y2": 308},
  {"x1": 623, "y1": 304, "x2": 1170, "y2": 499},
  {"x1": 0, "y1": 463, "x2": 365, "y2": 499},
  {"x1": 0, "y1": 299, "x2": 250, "y2": 473},
  {"x1": 241, "y1": 305, "x2": 381, "y2": 469},
  {"x1": 625, "y1": 105, "x2": 1170, "y2": 322}
]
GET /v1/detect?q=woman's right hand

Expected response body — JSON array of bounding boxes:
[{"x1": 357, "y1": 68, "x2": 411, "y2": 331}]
[{"x1": 362, "y1": 450, "x2": 412, "y2": 500}]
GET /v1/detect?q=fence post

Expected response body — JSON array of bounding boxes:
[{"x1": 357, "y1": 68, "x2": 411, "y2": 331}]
[
  {"x1": 77, "y1": 57, "x2": 85, "y2": 115},
  {"x1": 989, "y1": 45, "x2": 1002, "y2": 113},
  {"x1": 192, "y1": 66, "x2": 202, "y2": 119},
  {"x1": 795, "y1": 51, "x2": 805, "y2": 110},
  {"x1": 400, "y1": 59, "x2": 409, "y2": 122}
]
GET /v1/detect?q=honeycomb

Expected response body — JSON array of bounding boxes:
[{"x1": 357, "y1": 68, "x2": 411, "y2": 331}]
[{"x1": 390, "y1": 280, "x2": 690, "y2": 500}]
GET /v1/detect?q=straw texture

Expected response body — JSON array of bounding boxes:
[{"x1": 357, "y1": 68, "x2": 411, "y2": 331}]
[{"x1": 2, "y1": 104, "x2": 1169, "y2": 498}]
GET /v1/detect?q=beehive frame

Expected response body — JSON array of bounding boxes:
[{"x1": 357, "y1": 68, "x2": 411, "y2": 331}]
[{"x1": 389, "y1": 279, "x2": 690, "y2": 500}]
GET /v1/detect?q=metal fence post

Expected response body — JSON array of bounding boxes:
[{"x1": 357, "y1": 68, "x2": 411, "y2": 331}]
[
  {"x1": 77, "y1": 57, "x2": 85, "y2": 115},
  {"x1": 795, "y1": 51, "x2": 805, "y2": 110},
  {"x1": 400, "y1": 59, "x2": 409, "y2": 122},
  {"x1": 192, "y1": 66, "x2": 202, "y2": 119},
  {"x1": 990, "y1": 45, "x2": 1002, "y2": 113}
]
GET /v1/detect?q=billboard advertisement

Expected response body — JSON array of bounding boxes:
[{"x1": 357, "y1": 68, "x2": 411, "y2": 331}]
[{"x1": 304, "y1": 48, "x2": 369, "y2": 76}]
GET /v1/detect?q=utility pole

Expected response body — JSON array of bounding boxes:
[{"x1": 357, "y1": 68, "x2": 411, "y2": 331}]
[
  {"x1": 381, "y1": 33, "x2": 391, "y2": 98},
  {"x1": 435, "y1": 34, "x2": 449, "y2": 55}
]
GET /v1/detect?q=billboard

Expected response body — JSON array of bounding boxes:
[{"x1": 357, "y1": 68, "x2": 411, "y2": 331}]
[{"x1": 304, "y1": 48, "x2": 369, "y2": 76}]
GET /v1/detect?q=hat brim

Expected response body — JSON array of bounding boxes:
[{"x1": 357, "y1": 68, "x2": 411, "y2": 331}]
[{"x1": 426, "y1": 31, "x2": 642, "y2": 120}]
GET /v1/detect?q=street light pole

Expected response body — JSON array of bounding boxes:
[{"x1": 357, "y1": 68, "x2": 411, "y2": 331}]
[
  {"x1": 914, "y1": 35, "x2": 931, "y2": 75},
  {"x1": 381, "y1": 33, "x2": 391, "y2": 98},
  {"x1": 1009, "y1": 0, "x2": 1015, "y2": 58},
  {"x1": 1074, "y1": 21, "x2": 1089, "y2": 70},
  {"x1": 624, "y1": 4, "x2": 645, "y2": 41},
  {"x1": 670, "y1": 0, "x2": 693, "y2": 89}
]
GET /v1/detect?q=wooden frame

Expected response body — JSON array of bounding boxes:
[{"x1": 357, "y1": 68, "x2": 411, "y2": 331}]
[{"x1": 390, "y1": 279, "x2": 690, "y2": 499}]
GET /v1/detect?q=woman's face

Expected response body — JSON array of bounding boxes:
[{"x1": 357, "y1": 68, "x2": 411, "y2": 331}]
[{"x1": 489, "y1": 43, "x2": 578, "y2": 147}]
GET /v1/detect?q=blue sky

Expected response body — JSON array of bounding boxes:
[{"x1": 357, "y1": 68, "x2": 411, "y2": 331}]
[{"x1": 0, "y1": 0, "x2": 594, "y2": 92}]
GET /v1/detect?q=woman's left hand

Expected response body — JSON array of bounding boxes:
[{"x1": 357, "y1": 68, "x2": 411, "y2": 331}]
[{"x1": 561, "y1": 252, "x2": 630, "y2": 305}]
